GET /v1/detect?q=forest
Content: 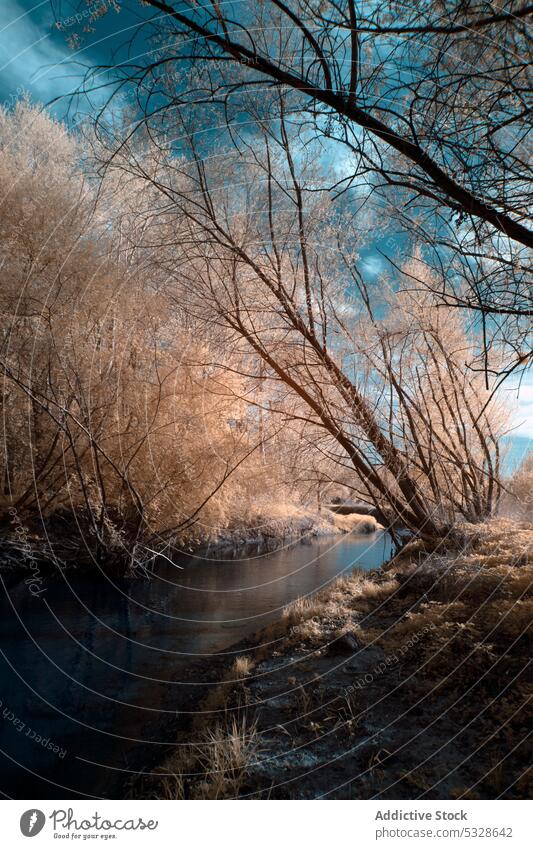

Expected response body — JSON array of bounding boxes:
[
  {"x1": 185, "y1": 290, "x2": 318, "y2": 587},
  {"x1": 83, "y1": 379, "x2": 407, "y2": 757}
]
[
  {"x1": 0, "y1": 0, "x2": 531, "y2": 803},
  {"x1": 0, "y1": 94, "x2": 529, "y2": 568}
]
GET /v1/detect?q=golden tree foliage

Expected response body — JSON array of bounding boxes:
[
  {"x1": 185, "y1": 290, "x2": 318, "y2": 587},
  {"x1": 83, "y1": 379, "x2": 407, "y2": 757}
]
[{"x1": 0, "y1": 103, "x2": 303, "y2": 566}]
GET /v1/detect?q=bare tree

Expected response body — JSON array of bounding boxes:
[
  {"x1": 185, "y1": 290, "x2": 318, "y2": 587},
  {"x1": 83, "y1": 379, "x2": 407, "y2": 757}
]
[
  {"x1": 1, "y1": 102, "x2": 303, "y2": 566},
  {"x1": 61, "y1": 0, "x2": 532, "y2": 379},
  {"x1": 101, "y1": 104, "x2": 508, "y2": 539}
]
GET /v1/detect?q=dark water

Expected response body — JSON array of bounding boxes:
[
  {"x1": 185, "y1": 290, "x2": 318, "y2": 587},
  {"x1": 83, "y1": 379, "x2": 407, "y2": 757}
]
[{"x1": 0, "y1": 531, "x2": 393, "y2": 799}]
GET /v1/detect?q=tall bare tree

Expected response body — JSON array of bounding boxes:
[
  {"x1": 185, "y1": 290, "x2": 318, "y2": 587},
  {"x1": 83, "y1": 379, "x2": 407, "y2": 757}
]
[
  {"x1": 100, "y1": 104, "x2": 507, "y2": 539},
  {"x1": 60, "y1": 0, "x2": 532, "y2": 379},
  {"x1": 0, "y1": 102, "x2": 301, "y2": 566}
]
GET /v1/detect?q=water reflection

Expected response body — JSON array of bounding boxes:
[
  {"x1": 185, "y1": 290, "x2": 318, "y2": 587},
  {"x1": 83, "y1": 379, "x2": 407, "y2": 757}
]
[{"x1": 0, "y1": 531, "x2": 392, "y2": 797}]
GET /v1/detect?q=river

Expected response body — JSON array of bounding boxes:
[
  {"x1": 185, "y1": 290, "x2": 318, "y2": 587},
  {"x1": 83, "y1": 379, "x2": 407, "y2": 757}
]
[{"x1": 0, "y1": 530, "x2": 393, "y2": 798}]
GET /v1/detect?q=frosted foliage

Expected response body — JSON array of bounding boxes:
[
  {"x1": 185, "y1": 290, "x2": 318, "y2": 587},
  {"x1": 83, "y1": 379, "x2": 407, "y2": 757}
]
[{"x1": 0, "y1": 104, "x2": 311, "y2": 562}]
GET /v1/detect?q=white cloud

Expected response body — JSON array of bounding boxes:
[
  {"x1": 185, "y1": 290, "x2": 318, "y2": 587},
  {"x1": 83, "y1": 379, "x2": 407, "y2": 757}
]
[
  {"x1": 0, "y1": 0, "x2": 81, "y2": 104},
  {"x1": 361, "y1": 254, "x2": 385, "y2": 278},
  {"x1": 504, "y1": 375, "x2": 533, "y2": 438}
]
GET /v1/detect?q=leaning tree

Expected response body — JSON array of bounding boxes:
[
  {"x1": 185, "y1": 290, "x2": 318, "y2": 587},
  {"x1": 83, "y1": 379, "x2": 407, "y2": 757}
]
[
  {"x1": 54, "y1": 0, "x2": 532, "y2": 380},
  {"x1": 95, "y1": 105, "x2": 508, "y2": 540}
]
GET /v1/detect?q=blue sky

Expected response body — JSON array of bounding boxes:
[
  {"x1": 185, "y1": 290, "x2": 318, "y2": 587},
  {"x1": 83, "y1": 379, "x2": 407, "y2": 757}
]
[
  {"x1": 0, "y1": 0, "x2": 143, "y2": 114},
  {"x1": 503, "y1": 381, "x2": 533, "y2": 441},
  {"x1": 1, "y1": 1, "x2": 532, "y2": 448}
]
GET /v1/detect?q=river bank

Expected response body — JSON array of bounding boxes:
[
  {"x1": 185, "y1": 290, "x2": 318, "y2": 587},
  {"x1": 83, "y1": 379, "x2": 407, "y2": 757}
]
[
  {"x1": 140, "y1": 519, "x2": 532, "y2": 800},
  {"x1": 0, "y1": 528, "x2": 393, "y2": 798},
  {"x1": 0, "y1": 502, "x2": 380, "y2": 577}
]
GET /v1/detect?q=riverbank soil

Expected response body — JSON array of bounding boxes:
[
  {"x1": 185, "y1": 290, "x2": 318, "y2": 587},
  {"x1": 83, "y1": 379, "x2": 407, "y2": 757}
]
[{"x1": 141, "y1": 520, "x2": 532, "y2": 800}]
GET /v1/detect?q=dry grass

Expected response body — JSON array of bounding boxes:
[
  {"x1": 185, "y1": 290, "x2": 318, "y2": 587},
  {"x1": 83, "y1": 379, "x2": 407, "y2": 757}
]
[
  {"x1": 333, "y1": 513, "x2": 382, "y2": 534},
  {"x1": 148, "y1": 519, "x2": 532, "y2": 800},
  {"x1": 193, "y1": 715, "x2": 259, "y2": 799},
  {"x1": 257, "y1": 521, "x2": 529, "y2": 667},
  {"x1": 153, "y1": 655, "x2": 258, "y2": 799},
  {"x1": 195, "y1": 655, "x2": 255, "y2": 720},
  {"x1": 232, "y1": 655, "x2": 254, "y2": 679},
  {"x1": 365, "y1": 521, "x2": 532, "y2": 682},
  {"x1": 473, "y1": 598, "x2": 533, "y2": 640},
  {"x1": 290, "y1": 617, "x2": 326, "y2": 646},
  {"x1": 275, "y1": 573, "x2": 400, "y2": 648},
  {"x1": 282, "y1": 595, "x2": 325, "y2": 627},
  {"x1": 153, "y1": 713, "x2": 259, "y2": 800}
]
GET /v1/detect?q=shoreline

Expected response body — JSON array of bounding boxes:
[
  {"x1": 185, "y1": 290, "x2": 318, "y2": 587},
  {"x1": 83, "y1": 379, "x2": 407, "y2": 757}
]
[
  {"x1": 0, "y1": 505, "x2": 388, "y2": 578},
  {"x1": 139, "y1": 519, "x2": 532, "y2": 800}
]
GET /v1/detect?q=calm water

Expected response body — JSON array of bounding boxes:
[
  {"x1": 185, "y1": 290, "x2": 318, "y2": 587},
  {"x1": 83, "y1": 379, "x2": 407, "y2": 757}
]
[{"x1": 0, "y1": 531, "x2": 392, "y2": 798}]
